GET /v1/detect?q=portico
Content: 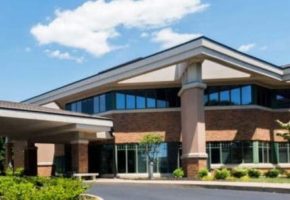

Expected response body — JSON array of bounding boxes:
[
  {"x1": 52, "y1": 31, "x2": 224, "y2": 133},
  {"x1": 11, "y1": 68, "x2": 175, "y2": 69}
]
[{"x1": 0, "y1": 101, "x2": 113, "y2": 176}]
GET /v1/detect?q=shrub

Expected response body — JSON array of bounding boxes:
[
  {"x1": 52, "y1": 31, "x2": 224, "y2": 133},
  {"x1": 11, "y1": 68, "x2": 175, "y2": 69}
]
[
  {"x1": 231, "y1": 167, "x2": 248, "y2": 178},
  {"x1": 172, "y1": 168, "x2": 184, "y2": 178},
  {"x1": 265, "y1": 168, "x2": 280, "y2": 178},
  {"x1": 0, "y1": 176, "x2": 87, "y2": 200},
  {"x1": 214, "y1": 168, "x2": 230, "y2": 180},
  {"x1": 286, "y1": 172, "x2": 290, "y2": 178},
  {"x1": 198, "y1": 168, "x2": 208, "y2": 179},
  {"x1": 248, "y1": 168, "x2": 261, "y2": 178}
]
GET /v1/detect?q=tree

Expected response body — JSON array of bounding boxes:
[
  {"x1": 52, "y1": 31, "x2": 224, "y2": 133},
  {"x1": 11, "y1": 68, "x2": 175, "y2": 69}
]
[
  {"x1": 0, "y1": 137, "x2": 5, "y2": 174},
  {"x1": 139, "y1": 134, "x2": 162, "y2": 179},
  {"x1": 276, "y1": 120, "x2": 290, "y2": 141}
]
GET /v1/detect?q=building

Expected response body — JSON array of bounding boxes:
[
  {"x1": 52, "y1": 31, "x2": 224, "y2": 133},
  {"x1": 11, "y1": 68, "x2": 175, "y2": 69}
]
[{"x1": 2, "y1": 36, "x2": 290, "y2": 178}]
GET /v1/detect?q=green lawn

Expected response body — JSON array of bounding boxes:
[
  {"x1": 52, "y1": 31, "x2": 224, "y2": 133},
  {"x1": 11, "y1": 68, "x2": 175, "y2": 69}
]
[{"x1": 240, "y1": 177, "x2": 290, "y2": 184}]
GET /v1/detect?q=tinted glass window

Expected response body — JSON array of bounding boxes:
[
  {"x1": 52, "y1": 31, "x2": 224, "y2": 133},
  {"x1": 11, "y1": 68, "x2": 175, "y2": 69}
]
[
  {"x1": 220, "y1": 86, "x2": 230, "y2": 105},
  {"x1": 136, "y1": 91, "x2": 146, "y2": 109},
  {"x1": 126, "y1": 94, "x2": 136, "y2": 109},
  {"x1": 241, "y1": 85, "x2": 252, "y2": 105},
  {"x1": 116, "y1": 92, "x2": 125, "y2": 110},
  {"x1": 99, "y1": 94, "x2": 106, "y2": 112},
  {"x1": 231, "y1": 87, "x2": 241, "y2": 105},
  {"x1": 147, "y1": 90, "x2": 156, "y2": 108}
]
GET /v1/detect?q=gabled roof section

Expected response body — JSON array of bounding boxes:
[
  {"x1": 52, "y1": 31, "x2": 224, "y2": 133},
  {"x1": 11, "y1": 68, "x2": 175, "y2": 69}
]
[{"x1": 23, "y1": 36, "x2": 286, "y2": 105}]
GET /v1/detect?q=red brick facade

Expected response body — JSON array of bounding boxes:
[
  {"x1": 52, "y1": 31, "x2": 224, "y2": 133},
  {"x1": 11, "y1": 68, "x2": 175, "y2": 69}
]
[
  {"x1": 105, "y1": 108, "x2": 289, "y2": 144},
  {"x1": 182, "y1": 157, "x2": 207, "y2": 178}
]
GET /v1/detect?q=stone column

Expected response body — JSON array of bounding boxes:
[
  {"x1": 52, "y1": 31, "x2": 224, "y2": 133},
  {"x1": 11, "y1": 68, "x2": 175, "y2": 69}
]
[
  {"x1": 71, "y1": 140, "x2": 89, "y2": 173},
  {"x1": 24, "y1": 143, "x2": 38, "y2": 176},
  {"x1": 178, "y1": 62, "x2": 207, "y2": 178}
]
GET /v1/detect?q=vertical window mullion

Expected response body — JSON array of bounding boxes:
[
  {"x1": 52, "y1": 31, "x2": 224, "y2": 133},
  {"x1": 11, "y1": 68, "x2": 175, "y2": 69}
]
[
  {"x1": 125, "y1": 145, "x2": 128, "y2": 173},
  {"x1": 135, "y1": 145, "x2": 138, "y2": 173}
]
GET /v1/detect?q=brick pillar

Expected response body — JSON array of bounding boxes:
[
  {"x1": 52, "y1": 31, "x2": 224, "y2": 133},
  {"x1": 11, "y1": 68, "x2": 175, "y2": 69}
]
[
  {"x1": 71, "y1": 140, "x2": 89, "y2": 173},
  {"x1": 24, "y1": 143, "x2": 38, "y2": 176},
  {"x1": 179, "y1": 62, "x2": 207, "y2": 178}
]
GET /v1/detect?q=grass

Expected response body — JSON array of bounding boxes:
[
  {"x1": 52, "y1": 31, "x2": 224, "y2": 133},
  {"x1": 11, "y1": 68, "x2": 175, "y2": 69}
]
[{"x1": 202, "y1": 176, "x2": 290, "y2": 184}]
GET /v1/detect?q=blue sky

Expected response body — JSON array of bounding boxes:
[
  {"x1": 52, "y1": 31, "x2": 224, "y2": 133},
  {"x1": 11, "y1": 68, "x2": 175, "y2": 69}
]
[{"x1": 1, "y1": 0, "x2": 290, "y2": 102}]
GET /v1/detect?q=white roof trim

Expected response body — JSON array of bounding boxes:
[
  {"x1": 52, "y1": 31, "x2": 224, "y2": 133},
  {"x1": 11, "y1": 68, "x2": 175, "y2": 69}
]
[
  {"x1": 0, "y1": 108, "x2": 113, "y2": 127},
  {"x1": 24, "y1": 37, "x2": 287, "y2": 105}
]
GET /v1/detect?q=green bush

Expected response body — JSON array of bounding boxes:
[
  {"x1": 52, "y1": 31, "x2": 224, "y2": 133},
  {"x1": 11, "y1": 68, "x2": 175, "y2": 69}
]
[
  {"x1": 172, "y1": 168, "x2": 184, "y2": 178},
  {"x1": 265, "y1": 168, "x2": 280, "y2": 178},
  {"x1": 248, "y1": 168, "x2": 261, "y2": 178},
  {"x1": 231, "y1": 167, "x2": 248, "y2": 178},
  {"x1": 0, "y1": 176, "x2": 86, "y2": 200},
  {"x1": 198, "y1": 168, "x2": 208, "y2": 179},
  {"x1": 214, "y1": 168, "x2": 230, "y2": 180},
  {"x1": 4, "y1": 167, "x2": 24, "y2": 177}
]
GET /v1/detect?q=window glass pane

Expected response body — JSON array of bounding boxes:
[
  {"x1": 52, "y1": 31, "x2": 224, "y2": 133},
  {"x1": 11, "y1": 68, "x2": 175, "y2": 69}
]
[
  {"x1": 65, "y1": 104, "x2": 72, "y2": 111},
  {"x1": 242, "y1": 85, "x2": 252, "y2": 105},
  {"x1": 126, "y1": 94, "x2": 136, "y2": 109},
  {"x1": 211, "y1": 148, "x2": 221, "y2": 164},
  {"x1": 93, "y1": 96, "x2": 100, "y2": 113},
  {"x1": 273, "y1": 90, "x2": 290, "y2": 108},
  {"x1": 220, "y1": 87, "x2": 230, "y2": 105},
  {"x1": 279, "y1": 143, "x2": 288, "y2": 163},
  {"x1": 222, "y1": 143, "x2": 231, "y2": 164},
  {"x1": 147, "y1": 90, "x2": 156, "y2": 108},
  {"x1": 116, "y1": 93, "x2": 125, "y2": 110},
  {"x1": 127, "y1": 146, "x2": 136, "y2": 173},
  {"x1": 117, "y1": 147, "x2": 126, "y2": 173},
  {"x1": 138, "y1": 145, "x2": 147, "y2": 173},
  {"x1": 243, "y1": 141, "x2": 253, "y2": 163},
  {"x1": 231, "y1": 142, "x2": 243, "y2": 163},
  {"x1": 156, "y1": 90, "x2": 168, "y2": 108},
  {"x1": 82, "y1": 98, "x2": 93, "y2": 114},
  {"x1": 231, "y1": 86, "x2": 241, "y2": 105},
  {"x1": 208, "y1": 88, "x2": 219, "y2": 105},
  {"x1": 99, "y1": 94, "x2": 106, "y2": 112},
  {"x1": 136, "y1": 91, "x2": 146, "y2": 109}
]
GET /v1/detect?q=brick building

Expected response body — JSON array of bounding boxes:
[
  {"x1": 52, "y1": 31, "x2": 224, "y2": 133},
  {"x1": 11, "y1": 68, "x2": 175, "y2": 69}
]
[{"x1": 2, "y1": 37, "x2": 290, "y2": 178}]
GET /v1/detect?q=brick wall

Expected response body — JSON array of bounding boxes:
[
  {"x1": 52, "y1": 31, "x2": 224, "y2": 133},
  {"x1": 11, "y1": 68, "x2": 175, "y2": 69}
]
[{"x1": 104, "y1": 108, "x2": 290, "y2": 144}]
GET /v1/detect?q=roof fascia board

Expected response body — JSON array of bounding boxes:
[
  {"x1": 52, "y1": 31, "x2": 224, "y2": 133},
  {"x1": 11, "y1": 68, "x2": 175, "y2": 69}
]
[
  {"x1": 200, "y1": 47, "x2": 282, "y2": 81},
  {"x1": 0, "y1": 108, "x2": 113, "y2": 127},
  {"x1": 201, "y1": 39, "x2": 283, "y2": 75}
]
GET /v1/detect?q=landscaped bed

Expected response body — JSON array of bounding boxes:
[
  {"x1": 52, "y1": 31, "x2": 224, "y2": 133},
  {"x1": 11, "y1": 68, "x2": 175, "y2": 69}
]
[{"x1": 0, "y1": 176, "x2": 88, "y2": 200}]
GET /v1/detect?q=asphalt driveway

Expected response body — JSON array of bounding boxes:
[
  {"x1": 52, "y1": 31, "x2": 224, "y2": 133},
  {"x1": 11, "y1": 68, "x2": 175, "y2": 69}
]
[{"x1": 87, "y1": 183, "x2": 290, "y2": 200}]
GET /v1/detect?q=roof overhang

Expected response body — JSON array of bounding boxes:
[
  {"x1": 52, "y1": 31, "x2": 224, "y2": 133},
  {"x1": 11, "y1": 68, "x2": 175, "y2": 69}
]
[
  {"x1": 0, "y1": 107, "x2": 113, "y2": 143},
  {"x1": 23, "y1": 36, "x2": 289, "y2": 105}
]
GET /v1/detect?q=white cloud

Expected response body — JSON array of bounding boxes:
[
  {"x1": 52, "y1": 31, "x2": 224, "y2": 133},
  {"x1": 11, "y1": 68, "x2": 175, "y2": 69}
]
[
  {"x1": 260, "y1": 45, "x2": 268, "y2": 51},
  {"x1": 152, "y1": 28, "x2": 201, "y2": 48},
  {"x1": 238, "y1": 43, "x2": 256, "y2": 52},
  {"x1": 31, "y1": 0, "x2": 209, "y2": 57},
  {"x1": 45, "y1": 49, "x2": 84, "y2": 63}
]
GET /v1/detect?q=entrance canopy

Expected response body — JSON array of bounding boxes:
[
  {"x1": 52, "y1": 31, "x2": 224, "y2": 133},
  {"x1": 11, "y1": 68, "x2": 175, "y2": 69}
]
[{"x1": 0, "y1": 101, "x2": 113, "y2": 143}]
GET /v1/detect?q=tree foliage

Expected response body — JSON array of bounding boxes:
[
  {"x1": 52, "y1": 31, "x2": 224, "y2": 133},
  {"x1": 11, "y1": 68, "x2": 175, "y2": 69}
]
[
  {"x1": 0, "y1": 137, "x2": 5, "y2": 173},
  {"x1": 276, "y1": 120, "x2": 290, "y2": 141},
  {"x1": 139, "y1": 134, "x2": 162, "y2": 163}
]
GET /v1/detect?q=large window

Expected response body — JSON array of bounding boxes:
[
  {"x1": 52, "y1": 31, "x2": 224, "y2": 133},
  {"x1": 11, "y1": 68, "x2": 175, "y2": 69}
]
[
  {"x1": 278, "y1": 143, "x2": 290, "y2": 163},
  {"x1": 205, "y1": 85, "x2": 253, "y2": 106},
  {"x1": 116, "y1": 143, "x2": 180, "y2": 174},
  {"x1": 66, "y1": 88, "x2": 180, "y2": 114},
  {"x1": 258, "y1": 142, "x2": 272, "y2": 163},
  {"x1": 207, "y1": 141, "x2": 253, "y2": 164}
]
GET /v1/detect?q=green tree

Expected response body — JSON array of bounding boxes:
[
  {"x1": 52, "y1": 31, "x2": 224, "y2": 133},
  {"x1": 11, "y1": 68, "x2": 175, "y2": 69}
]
[
  {"x1": 276, "y1": 120, "x2": 290, "y2": 141},
  {"x1": 0, "y1": 137, "x2": 5, "y2": 173},
  {"x1": 139, "y1": 134, "x2": 162, "y2": 179}
]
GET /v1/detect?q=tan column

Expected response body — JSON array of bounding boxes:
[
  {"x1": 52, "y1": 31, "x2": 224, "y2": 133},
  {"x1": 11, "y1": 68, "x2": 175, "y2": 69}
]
[
  {"x1": 71, "y1": 140, "x2": 89, "y2": 173},
  {"x1": 179, "y1": 62, "x2": 207, "y2": 178}
]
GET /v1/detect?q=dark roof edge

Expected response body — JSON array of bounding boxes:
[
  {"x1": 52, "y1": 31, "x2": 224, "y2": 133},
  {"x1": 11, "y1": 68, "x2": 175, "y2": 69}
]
[{"x1": 22, "y1": 36, "x2": 281, "y2": 103}]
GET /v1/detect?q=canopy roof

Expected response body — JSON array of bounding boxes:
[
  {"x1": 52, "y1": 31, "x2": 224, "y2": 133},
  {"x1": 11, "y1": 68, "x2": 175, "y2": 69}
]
[{"x1": 0, "y1": 101, "x2": 113, "y2": 143}]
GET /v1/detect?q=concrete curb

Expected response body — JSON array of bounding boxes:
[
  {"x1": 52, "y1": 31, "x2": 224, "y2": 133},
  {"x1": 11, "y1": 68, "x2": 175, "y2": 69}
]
[{"x1": 88, "y1": 179, "x2": 290, "y2": 194}]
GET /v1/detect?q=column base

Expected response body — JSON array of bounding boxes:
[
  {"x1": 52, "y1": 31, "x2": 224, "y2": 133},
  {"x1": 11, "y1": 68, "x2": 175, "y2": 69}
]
[{"x1": 182, "y1": 157, "x2": 207, "y2": 178}]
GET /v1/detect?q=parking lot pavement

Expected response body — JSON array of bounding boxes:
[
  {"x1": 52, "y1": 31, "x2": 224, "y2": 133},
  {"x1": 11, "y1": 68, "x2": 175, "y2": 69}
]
[{"x1": 87, "y1": 183, "x2": 290, "y2": 200}]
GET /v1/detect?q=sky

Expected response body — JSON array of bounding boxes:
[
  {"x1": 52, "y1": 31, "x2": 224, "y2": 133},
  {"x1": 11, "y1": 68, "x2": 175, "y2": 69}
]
[{"x1": 1, "y1": 0, "x2": 290, "y2": 102}]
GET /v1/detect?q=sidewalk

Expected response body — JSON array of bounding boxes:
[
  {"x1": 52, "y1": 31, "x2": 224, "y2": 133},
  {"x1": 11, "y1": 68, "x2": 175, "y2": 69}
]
[{"x1": 90, "y1": 178, "x2": 290, "y2": 193}]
